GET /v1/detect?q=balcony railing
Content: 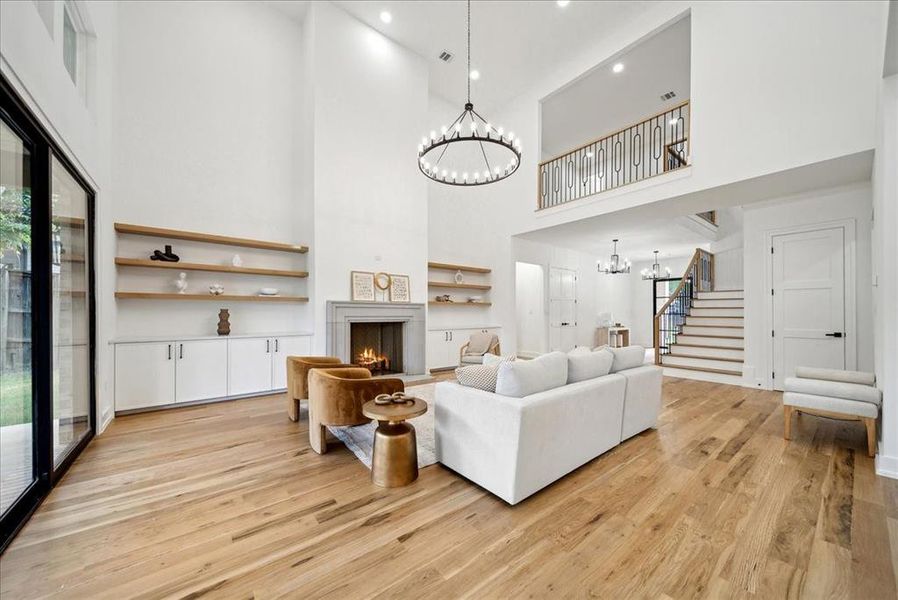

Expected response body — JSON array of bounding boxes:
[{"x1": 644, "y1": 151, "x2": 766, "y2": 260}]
[{"x1": 537, "y1": 100, "x2": 690, "y2": 210}]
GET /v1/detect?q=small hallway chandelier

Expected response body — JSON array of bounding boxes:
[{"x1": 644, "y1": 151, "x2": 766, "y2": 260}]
[
  {"x1": 598, "y1": 239, "x2": 631, "y2": 275},
  {"x1": 641, "y1": 250, "x2": 672, "y2": 280},
  {"x1": 417, "y1": 0, "x2": 521, "y2": 186}
]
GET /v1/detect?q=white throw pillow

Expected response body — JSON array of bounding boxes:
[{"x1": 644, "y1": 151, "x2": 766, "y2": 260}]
[
  {"x1": 483, "y1": 353, "x2": 516, "y2": 367},
  {"x1": 610, "y1": 345, "x2": 646, "y2": 373},
  {"x1": 567, "y1": 347, "x2": 614, "y2": 383},
  {"x1": 495, "y1": 351, "x2": 568, "y2": 398},
  {"x1": 568, "y1": 346, "x2": 592, "y2": 356},
  {"x1": 455, "y1": 364, "x2": 500, "y2": 392}
]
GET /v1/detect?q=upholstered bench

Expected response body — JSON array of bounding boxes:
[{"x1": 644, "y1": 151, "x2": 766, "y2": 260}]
[{"x1": 783, "y1": 367, "x2": 881, "y2": 457}]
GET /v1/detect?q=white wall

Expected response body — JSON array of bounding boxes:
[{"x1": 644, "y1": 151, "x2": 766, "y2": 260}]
[
  {"x1": 308, "y1": 2, "x2": 428, "y2": 351},
  {"x1": 515, "y1": 262, "x2": 546, "y2": 355},
  {"x1": 741, "y1": 183, "x2": 874, "y2": 388},
  {"x1": 711, "y1": 207, "x2": 744, "y2": 290},
  {"x1": 873, "y1": 73, "x2": 898, "y2": 477},
  {"x1": 112, "y1": 1, "x2": 311, "y2": 340},
  {"x1": 627, "y1": 255, "x2": 693, "y2": 348}
]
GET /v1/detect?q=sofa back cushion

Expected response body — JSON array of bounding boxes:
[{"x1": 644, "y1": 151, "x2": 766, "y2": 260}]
[
  {"x1": 496, "y1": 351, "x2": 568, "y2": 398},
  {"x1": 567, "y1": 347, "x2": 613, "y2": 383},
  {"x1": 610, "y1": 345, "x2": 646, "y2": 373},
  {"x1": 483, "y1": 352, "x2": 516, "y2": 367}
]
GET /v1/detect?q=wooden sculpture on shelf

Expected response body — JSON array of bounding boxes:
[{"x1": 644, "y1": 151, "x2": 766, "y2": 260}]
[{"x1": 217, "y1": 308, "x2": 230, "y2": 336}]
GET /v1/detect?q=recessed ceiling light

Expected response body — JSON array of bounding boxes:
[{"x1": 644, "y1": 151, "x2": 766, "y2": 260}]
[
  {"x1": 379, "y1": 11, "x2": 392, "y2": 24},
  {"x1": 612, "y1": 63, "x2": 624, "y2": 74},
  {"x1": 557, "y1": 0, "x2": 571, "y2": 6},
  {"x1": 469, "y1": 69, "x2": 480, "y2": 80}
]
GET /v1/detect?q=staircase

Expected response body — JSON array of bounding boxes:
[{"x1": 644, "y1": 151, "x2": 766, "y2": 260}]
[
  {"x1": 661, "y1": 289, "x2": 744, "y2": 384},
  {"x1": 653, "y1": 249, "x2": 744, "y2": 385}
]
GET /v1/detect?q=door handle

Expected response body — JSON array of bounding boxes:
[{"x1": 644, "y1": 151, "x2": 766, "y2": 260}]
[
  {"x1": 825, "y1": 332, "x2": 844, "y2": 338},
  {"x1": 179, "y1": 343, "x2": 184, "y2": 359}
]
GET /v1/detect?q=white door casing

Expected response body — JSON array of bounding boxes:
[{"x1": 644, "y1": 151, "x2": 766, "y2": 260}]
[
  {"x1": 771, "y1": 226, "x2": 849, "y2": 390},
  {"x1": 549, "y1": 267, "x2": 577, "y2": 352}
]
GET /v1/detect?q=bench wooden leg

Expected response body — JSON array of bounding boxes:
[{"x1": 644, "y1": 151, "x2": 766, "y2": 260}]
[
  {"x1": 783, "y1": 405, "x2": 793, "y2": 441},
  {"x1": 864, "y1": 417, "x2": 876, "y2": 458}
]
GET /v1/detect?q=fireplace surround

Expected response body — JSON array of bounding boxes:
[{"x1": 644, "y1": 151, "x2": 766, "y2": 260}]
[{"x1": 326, "y1": 302, "x2": 426, "y2": 375}]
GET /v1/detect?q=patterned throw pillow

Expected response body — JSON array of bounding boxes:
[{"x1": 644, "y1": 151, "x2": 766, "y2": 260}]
[{"x1": 455, "y1": 363, "x2": 501, "y2": 392}]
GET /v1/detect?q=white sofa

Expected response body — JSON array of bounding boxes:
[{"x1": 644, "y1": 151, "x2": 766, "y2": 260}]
[{"x1": 434, "y1": 354, "x2": 662, "y2": 505}]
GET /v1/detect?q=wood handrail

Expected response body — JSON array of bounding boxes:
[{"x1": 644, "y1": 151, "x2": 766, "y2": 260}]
[{"x1": 653, "y1": 248, "x2": 714, "y2": 365}]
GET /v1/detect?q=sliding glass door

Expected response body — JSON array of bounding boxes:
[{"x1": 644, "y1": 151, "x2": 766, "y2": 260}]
[{"x1": 0, "y1": 76, "x2": 95, "y2": 552}]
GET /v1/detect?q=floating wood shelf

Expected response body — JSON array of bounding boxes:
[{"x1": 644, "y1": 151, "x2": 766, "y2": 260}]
[
  {"x1": 428, "y1": 301, "x2": 492, "y2": 307},
  {"x1": 56, "y1": 216, "x2": 85, "y2": 228},
  {"x1": 115, "y1": 223, "x2": 309, "y2": 254},
  {"x1": 427, "y1": 261, "x2": 491, "y2": 274},
  {"x1": 115, "y1": 292, "x2": 308, "y2": 303},
  {"x1": 427, "y1": 281, "x2": 491, "y2": 291},
  {"x1": 61, "y1": 255, "x2": 86, "y2": 263},
  {"x1": 115, "y1": 258, "x2": 308, "y2": 278}
]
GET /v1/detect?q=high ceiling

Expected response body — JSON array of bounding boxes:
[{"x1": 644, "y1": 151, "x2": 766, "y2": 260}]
[
  {"x1": 333, "y1": 1, "x2": 654, "y2": 113},
  {"x1": 540, "y1": 16, "x2": 690, "y2": 159}
]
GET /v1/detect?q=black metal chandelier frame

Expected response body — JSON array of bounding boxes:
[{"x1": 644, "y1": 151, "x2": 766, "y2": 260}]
[
  {"x1": 418, "y1": 0, "x2": 521, "y2": 187},
  {"x1": 598, "y1": 239, "x2": 631, "y2": 275}
]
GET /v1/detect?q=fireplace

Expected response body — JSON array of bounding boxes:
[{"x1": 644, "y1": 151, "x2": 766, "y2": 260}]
[
  {"x1": 350, "y1": 322, "x2": 404, "y2": 375},
  {"x1": 326, "y1": 302, "x2": 426, "y2": 376}
]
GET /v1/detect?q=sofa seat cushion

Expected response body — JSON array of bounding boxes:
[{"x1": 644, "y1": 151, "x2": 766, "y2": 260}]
[
  {"x1": 609, "y1": 345, "x2": 646, "y2": 373},
  {"x1": 567, "y1": 347, "x2": 613, "y2": 383},
  {"x1": 784, "y1": 377, "x2": 882, "y2": 406},
  {"x1": 783, "y1": 391, "x2": 879, "y2": 418},
  {"x1": 496, "y1": 351, "x2": 568, "y2": 398},
  {"x1": 795, "y1": 366, "x2": 875, "y2": 386}
]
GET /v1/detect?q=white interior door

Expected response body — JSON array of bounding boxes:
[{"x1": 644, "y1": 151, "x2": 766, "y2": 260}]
[
  {"x1": 176, "y1": 339, "x2": 228, "y2": 403},
  {"x1": 772, "y1": 227, "x2": 846, "y2": 390},
  {"x1": 516, "y1": 262, "x2": 547, "y2": 356},
  {"x1": 548, "y1": 267, "x2": 577, "y2": 352}
]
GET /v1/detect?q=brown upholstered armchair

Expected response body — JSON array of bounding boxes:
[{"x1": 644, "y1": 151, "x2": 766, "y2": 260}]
[
  {"x1": 307, "y1": 367, "x2": 405, "y2": 454},
  {"x1": 286, "y1": 356, "x2": 354, "y2": 421}
]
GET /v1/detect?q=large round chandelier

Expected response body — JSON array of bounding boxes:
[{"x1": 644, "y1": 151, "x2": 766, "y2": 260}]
[{"x1": 417, "y1": 0, "x2": 521, "y2": 186}]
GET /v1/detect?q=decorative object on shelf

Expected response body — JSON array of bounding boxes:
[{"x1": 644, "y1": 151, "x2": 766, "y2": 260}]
[
  {"x1": 467, "y1": 295, "x2": 483, "y2": 303},
  {"x1": 417, "y1": 0, "x2": 520, "y2": 187},
  {"x1": 597, "y1": 239, "x2": 631, "y2": 275},
  {"x1": 150, "y1": 244, "x2": 180, "y2": 262},
  {"x1": 217, "y1": 308, "x2": 230, "y2": 336},
  {"x1": 373, "y1": 391, "x2": 417, "y2": 406},
  {"x1": 174, "y1": 272, "x2": 188, "y2": 294},
  {"x1": 454, "y1": 270, "x2": 464, "y2": 284},
  {"x1": 389, "y1": 274, "x2": 410, "y2": 303},
  {"x1": 231, "y1": 254, "x2": 243, "y2": 267},
  {"x1": 435, "y1": 294, "x2": 452, "y2": 302},
  {"x1": 374, "y1": 272, "x2": 393, "y2": 291},
  {"x1": 641, "y1": 250, "x2": 672, "y2": 280},
  {"x1": 209, "y1": 283, "x2": 224, "y2": 295},
  {"x1": 258, "y1": 287, "x2": 279, "y2": 296},
  {"x1": 351, "y1": 271, "x2": 376, "y2": 302}
]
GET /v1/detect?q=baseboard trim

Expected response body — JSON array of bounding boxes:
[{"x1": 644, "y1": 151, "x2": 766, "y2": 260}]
[{"x1": 875, "y1": 453, "x2": 898, "y2": 479}]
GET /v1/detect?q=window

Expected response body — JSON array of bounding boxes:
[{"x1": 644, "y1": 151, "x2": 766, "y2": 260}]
[{"x1": 63, "y1": 6, "x2": 77, "y2": 83}]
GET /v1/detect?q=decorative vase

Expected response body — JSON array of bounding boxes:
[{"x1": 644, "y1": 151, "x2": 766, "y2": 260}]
[
  {"x1": 454, "y1": 269, "x2": 464, "y2": 284},
  {"x1": 217, "y1": 308, "x2": 230, "y2": 336},
  {"x1": 174, "y1": 272, "x2": 188, "y2": 294},
  {"x1": 232, "y1": 254, "x2": 242, "y2": 267}
]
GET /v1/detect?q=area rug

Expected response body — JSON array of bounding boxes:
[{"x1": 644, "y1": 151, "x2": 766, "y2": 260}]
[{"x1": 327, "y1": 382, "x2": 437, "y2": 469}]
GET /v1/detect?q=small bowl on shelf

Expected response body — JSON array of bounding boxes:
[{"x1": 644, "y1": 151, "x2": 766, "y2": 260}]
[
  {"x1": 467, "y1": 296, "x2": 483, "y2": 303},
  {"x1": 258, "y1": 287, "x2": 280, "y2": 296}
]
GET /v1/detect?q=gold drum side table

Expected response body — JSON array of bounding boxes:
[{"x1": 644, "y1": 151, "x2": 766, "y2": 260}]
[{"x1": 362, "y1": 398, "x2": 428, "y2": 487}]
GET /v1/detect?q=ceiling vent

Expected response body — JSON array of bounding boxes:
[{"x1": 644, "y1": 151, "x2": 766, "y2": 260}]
[
  {"x1": 438, "y1": 50, "x2": 454, "y2": 63},
  {"x1": 660, "y1": 91, "x2": 677, "y2": 101}
]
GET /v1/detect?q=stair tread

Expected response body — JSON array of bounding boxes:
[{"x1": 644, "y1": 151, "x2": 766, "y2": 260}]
[
  {"x1": 662, "y1": 363, "x2": 743, "y2": 376},
  {"x1": 687, "y1": 315, "x2": 744, "y2": 319},
  {"x1": 666, "y1": 353, "x2": 744, "y2": 363},
  {"x1": 684, "y1": 324, "x2": 744, "y2": 329},
  {"x1": 673, "y1": 343, "x2": 745, "y2": 350},
  {"x1": 691, "y1": 306, "x2": 745, "y2": 309},
  {"x1": 677, "y1": 334, "x2": 744, "y2": 339}
]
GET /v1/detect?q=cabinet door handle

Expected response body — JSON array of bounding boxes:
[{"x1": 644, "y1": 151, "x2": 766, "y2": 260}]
[
  {"x1": 179, "y1": 343, "x2": 184, "y2": 359},
  {"x1": 168, "y1": 344, "x2": 172, "y2": 360},
  {"x1": 275, "y1": 339, "x2": 279, "y2": 353},
  {"x1": 267, "y1": 339, "x2": 270, "y2": 353}
]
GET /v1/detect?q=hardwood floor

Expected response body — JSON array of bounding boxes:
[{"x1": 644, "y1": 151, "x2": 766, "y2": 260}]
[{"x1": 1, "y1": 377, "x2": 896, "y2": 599}]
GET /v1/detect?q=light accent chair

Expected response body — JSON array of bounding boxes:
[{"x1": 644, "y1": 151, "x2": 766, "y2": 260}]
[
  {"x1": 286, "y1": 356, "x2": 354, "y2": 421},
  {"x1": 783, "y1": 367, "x2": 881, "y2": 457},
  {"x1": 307, "y1": 367, "x2": 405, "y2": 454},
  {"x1": 458, "y1": 332, "x2": 500, "y2": 366}
]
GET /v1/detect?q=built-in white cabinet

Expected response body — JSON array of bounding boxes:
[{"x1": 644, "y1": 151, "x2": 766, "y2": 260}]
[
  {"x1": 176, "y1": 340, "x2": 228, "y2": 403},
  {"x1": 427, "y1": 327, "x2": 501, "y2": 371},
  {"x1": 114, "y1": 334, "x2": 311, "y2": 413},
  {"x1": 114, "y1": 342, "x2": 177, "y2": 411}
]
